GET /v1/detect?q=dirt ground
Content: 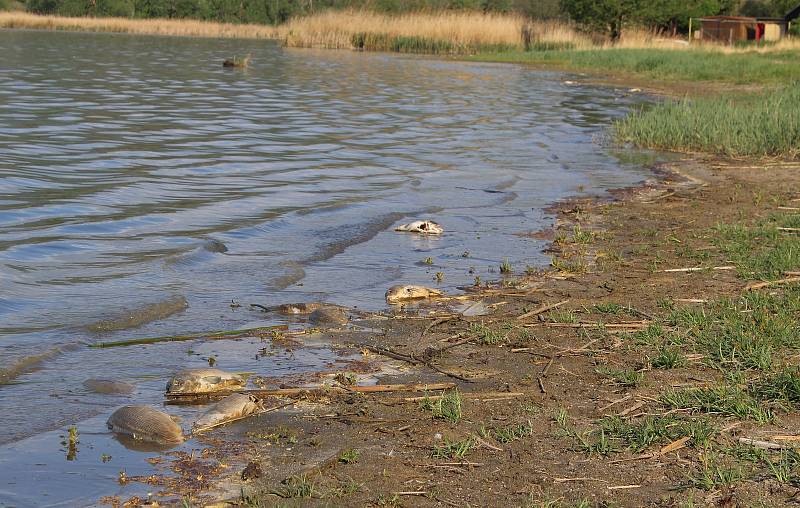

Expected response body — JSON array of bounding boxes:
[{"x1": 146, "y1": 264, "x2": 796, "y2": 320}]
[{"x1": 107, "y1": 156, "x2": 800, "y2": 507}]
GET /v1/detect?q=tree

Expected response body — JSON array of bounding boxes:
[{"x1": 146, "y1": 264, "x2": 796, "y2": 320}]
[{"x1": 560, "y1": 0, "x2": 643, "y2": 39}]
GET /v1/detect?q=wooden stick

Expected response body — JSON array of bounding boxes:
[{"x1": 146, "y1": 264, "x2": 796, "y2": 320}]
[
  {"x1": 90, "y1": 325, "x2": 289, "y2": 348},
  {"x1": 771, "y1": 435, "x2": 800, "y2": 441},
  {"x1": 165, "y1": 382, "x2": 456, "y2": 404},
  {"x1": 739, "y1": 437, "x2": 783, "y2": 449},
  {"x1": 660, "y1": 436, "x2": 691, "y2": 455},
  {"x1": 516, "y1": 300, "x2": 570, "y2": 321},
  {"x1": 778, "y1": 227, "x2": 800, "y2": 232},
  {"x1": 526, "y1": 322, "x2": 648, "y2": 329},
  {"x1": 662, "y1": 265, "x2": 735, "y2": 273},
  {"x1": 745, "y1": 276, "x2": 800, "y2": 291}
]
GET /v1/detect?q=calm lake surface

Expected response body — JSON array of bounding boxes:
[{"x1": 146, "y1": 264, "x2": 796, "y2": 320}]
[{"x1": 0, "y1": 29, "x2": 657, "y2": 505}]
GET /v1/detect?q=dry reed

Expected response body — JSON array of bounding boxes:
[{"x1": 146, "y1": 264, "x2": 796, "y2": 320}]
[
  {"x1": 2, "y1": 10, "x2": 798, "y2": 53},
  {"x1": 0, "y1": 11, "x2": 278, "y2": 38}
]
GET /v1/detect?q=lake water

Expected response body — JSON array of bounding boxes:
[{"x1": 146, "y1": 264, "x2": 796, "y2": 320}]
[{"x1": 0, "y1": 29, "x2": 656, "y2": 505}]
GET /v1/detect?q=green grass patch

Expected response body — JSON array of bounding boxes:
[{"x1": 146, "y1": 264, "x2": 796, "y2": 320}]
[
  {"x1": 661, "y1": 386, "x2": 774, "y2": 423},
  {"x1": 714, "y1": 213, "x2": 800, "y2": 280},
  {"x1": 470, "y1": 48, "x2": 800, "y2": 86},
  {"x1": 494, "y1": 421, "x2": 534, "y2": 444},
  {"x1": 615, "y1": 86, "x2": 800, "y2": 158},
  {"x1": 352, "y1": 32, "x2": 513, "y2": 55},
  {"x1": 596, "y1": 366, "x2": 644, "y2": 387},
  {"x1": 468, "y1": 322, "x2": 507, "y2": 345},
  {"x1": 338, "y1": 448, "x2": 360, "y2": 464},
  {"x1": 420, "y1": 389, "x2": 462, "y2": 423},
  {"x1": 432, "y1": 436, "x2": 474, "y2": 459},
  {"x1": 649, "y1": 347, "x2": 687, "y2": 369}
]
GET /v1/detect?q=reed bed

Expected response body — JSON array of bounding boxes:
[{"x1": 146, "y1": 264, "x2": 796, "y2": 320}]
[
  {"x1": 615, "y1": 86, "x2": 800, "y2": 158},
  {"x1": 0, "y1": 11, "x2": 278, "y2": 38},
  {"x1": 276, "y1": 10, "x2": 529, "y2": 53}
]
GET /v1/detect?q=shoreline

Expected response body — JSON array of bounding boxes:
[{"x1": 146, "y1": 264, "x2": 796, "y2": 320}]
[
  {"x1": 167, "y1": 154, "x2": 800, "y2": 507},
  {"x1": 4, "y1": 24, "x2": 800, "y2": 506}
]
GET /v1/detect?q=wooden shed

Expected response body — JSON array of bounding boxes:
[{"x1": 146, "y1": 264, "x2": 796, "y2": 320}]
[{"x1": 696, "y1": 16, "x2": 786, "y2": 43}]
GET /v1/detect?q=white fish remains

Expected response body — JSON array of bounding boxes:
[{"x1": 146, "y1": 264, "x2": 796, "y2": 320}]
[
  {"x1": 107, "y1": 405, "x2": 184, "y2": 445},
  {"x1": 166, "y1": 368, "x2": 247, "y2": 395},
  {"x1": 193, "y1": 394, "x2": 263, "y2": 433},
  {"x1": 385, "y1": 285, "x2": 444, "y2": 304},
  {"x1": 394, "y1": 220, "x2": 443, "y2": 235}
]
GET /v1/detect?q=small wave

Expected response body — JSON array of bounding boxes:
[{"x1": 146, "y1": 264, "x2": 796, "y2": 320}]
[
  {"x1": 86, "y1": 295, "x2": 188, "y2": 333},
  {"x1": 0, "y1": 342, "x2": 80, "y2": 385}
]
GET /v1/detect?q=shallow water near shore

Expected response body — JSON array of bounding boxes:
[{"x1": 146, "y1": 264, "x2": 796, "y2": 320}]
[{"x1": 1, "y1": 29, "x2": 659, "y2": 505}]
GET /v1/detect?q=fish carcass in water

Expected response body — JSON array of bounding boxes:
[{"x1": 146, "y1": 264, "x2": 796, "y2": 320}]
[
  {"x1": 83, "y1": 378, "x2": 136, "y2": 395},
  {"x1": 394, "y1": 220, "x2": 443, "y2": 235},
  {"x1": 309, "y1": 307, "x2": 349, "y2": 325},
  {"x1": 385, "y1": 285, "x2": 444, "y2": 304},
  {"x1": 193, "y1": 394, "x2": 263, "y2": 433},
  {"x1": 166, "y1": 368, "x2": 247, "y2": 395},
  {"x1": 107, "y1": 405, "x2": 184, "y2": 445}
]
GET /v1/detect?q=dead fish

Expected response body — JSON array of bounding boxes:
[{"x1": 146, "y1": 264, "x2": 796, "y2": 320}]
[
  {"x1": 83, "y1": 378, "x2": 135, "y2": 395},
  {"x1": 455, "y1": 300, "x2": 489, "y2": 317},
  {"x1": 193, "y1": 394, "x2": 262, "y2": 432},
  {"x1": 309, "y1": 307, "x2": 349, "y2": 325},
  {"x1": 107, "y1": 405, "x2": 184, "y2": 445},
  {"x1": 385, "y1": 285, "x2": 444, "y2": 304},
  {"x1": 394, "y1": 220, "x2": 443, "y2": 235},
  {"x1": 166, "y1": 368, "x2": 246, "y2": 395}
]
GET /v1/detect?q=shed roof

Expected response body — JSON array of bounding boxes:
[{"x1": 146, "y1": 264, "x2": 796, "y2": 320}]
[{"x1": 787, "y1": 3, "x2": 800, "y2": 21}]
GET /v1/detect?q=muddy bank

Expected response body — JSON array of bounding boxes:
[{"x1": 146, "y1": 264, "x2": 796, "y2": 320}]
[{"x1": 92, "y1": 156, "x2": 800, "y2": 507}]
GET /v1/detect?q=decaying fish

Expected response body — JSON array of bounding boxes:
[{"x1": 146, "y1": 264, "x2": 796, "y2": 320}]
[
  {"x1": 394, "y1": 220, "x2": 443, "y2": 235},
  {"x1": 107, "y1": 405, "x2": 184, "y2": 445},
  {"x1": 83, "y1": 378, "x2": 135, "y2": 395},
  {"x1": 309, "y1": 307, "x2": 349, "y2": 325},
  {"x1": 385, "y1": 285, "x2": 444, "y2": 304},
  {"x1": 166, "y1": 368, "x2": 246, "y2": 394},
  {"x1": 192, "y1": 394, "x2": 262, "y2": 432}
]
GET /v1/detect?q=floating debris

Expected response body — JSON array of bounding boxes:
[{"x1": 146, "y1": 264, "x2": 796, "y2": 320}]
[
  {"x1": 385, "y1": 285, "x2": 444, "y2": 304},
  {"x1": 222, "y1": 54, "x2": 251, "y2": 68},
  {"x1": 394, "y1": 220, "x2": 443, "y2": 235},
  {"x1": 166, "y1": 368, "x2": 246, "y2": 395},
  {"x1": 107, "y1": 405, "x2": 184, "y2": 445}
]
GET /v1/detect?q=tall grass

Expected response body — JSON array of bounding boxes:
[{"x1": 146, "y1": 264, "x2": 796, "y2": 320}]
[
  {"x1": 615, "y1": 86, "x2": 800, "y2": 158},
  {"x1": 277, "y1": 10, "x2": 529, "y2": 53},
  {"x1": 0, "y1": 11, "x2": 278, "y2": 38}
]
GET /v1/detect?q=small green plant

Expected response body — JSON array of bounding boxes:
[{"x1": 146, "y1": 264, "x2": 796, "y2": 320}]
[
  {"x1": 420, "y1": 389, "x2": 462, "y2": 423},
  {"x1": 547, "y1": 308, "x2": 578, "y2": 324},
  {"x1": 661, "y1": 386, "x2": 773, "y2": 423},
  {"x1": 650, "y1": 347, "x2": 687, "y2": 369},
  {"x1": 494, "y1": 421, "x2": 534, "y2": 443},
  {"x1": 338, "y1": 448, "x2": 360, "y2": 464},
  {"x1": 500, "y1": 257, "x2": 513, "y2": 274},
  {"x1": 593, "y1": 303, "x2": 622, "y2": 314},
  {"x1": 432, "y1": 436, "x2": 474, "y2": 459},
  {"x1": 571, "y1": 224, "x2": 595, "y2": 244},
  {"x1": 596, "y1": 366, "x2": 644, "y2": 387},
  {"x1": 435, "y1": 271, "x2": 444, "y2": 282},
  {"x1": 685, "y1": 452, "x2": 745, "y2": 490},
  {"x1": 469, "y1": 322, "x2": 506, "y2": 345},
  {"x1": 423, "y1": 256, "x2": 434, "y2": 265},
  {"x1": 554, "y1": 408, "x2": 570, "y2": 429},
  {"x1": 273, "y1": 474, "x2": 315, "y2": 498}
]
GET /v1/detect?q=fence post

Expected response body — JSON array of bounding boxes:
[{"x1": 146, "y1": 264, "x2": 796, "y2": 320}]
[{"x1": 688, "y1": 18, "x2": 692, "y2": 44}]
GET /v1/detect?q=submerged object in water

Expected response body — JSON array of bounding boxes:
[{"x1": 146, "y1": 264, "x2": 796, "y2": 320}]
[
  {"x1": 309, "y1": 307, "x2": 349, "y2": 325},
  {"x1": 83, "y1": 378, "x2": 135, "y2": 395},
  {"x1": 276, "y1": 302, "x2": 324, "y2": 315},
  {"x1": 385, "y1": 285, "x2": 444, "y2": 304},
  {"x1": 107, "y1": 405, "x2": 184, "y2": 445},
  {"x1": 202, "y1": 238, "x2": 228, "y2": 253},
  {"x1": 193, "y1": 393, "x2": 262, "y2": 432},
  {"x1": 166, "y1": 368, "x2": 247, "y2": 394},
  {"x1": 394, "y1": 220, "x2": 443, "y2": 235},
  {"x1": 223, "y1": 54, "x2": 251, "y2": 68}
]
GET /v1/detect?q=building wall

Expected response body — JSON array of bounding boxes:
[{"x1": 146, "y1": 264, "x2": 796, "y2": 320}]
[{"x1": 763, "y1": 23, "x2": 785, "y2": 41}]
